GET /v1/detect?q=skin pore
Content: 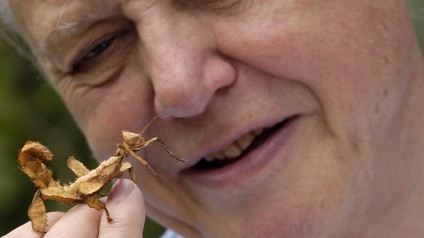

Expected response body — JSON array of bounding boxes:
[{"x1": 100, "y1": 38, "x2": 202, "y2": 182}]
[{"x1": 7, "y1": 0, "x2": 424, "y2": 237}]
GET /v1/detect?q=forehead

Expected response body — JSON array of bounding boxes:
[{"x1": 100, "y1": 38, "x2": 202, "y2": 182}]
[{"x1": 9, "y1": 0, "x2": 121, "y2": 46}]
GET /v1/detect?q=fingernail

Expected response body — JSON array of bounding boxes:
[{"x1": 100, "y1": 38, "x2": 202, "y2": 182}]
[{"x1": 108, "y1": 179, "x2": 135, "y2": 202}]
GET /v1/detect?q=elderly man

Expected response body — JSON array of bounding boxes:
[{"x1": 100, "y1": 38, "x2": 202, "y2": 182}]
[{"x1": 3, "y1": 0, "x2": 424, "y2": 237}]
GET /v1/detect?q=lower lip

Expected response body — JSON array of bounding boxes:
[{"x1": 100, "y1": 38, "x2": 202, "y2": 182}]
[{"x1": 180, "y1": 116, "x2": 299, "y2": 189}]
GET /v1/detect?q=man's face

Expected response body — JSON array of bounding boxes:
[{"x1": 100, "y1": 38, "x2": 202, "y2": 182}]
[{"x1": 10, "y1": 0, "x2": 417, "y2": 237}]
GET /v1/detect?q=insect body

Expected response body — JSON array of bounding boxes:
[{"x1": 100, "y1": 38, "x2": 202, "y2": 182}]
[{"x1": 18, "y1": 116, "x2": 185, "y2": 235}]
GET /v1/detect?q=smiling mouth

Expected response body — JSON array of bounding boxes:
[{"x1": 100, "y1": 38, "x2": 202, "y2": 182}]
[{"x1": 192, "y1": 117, "x2": 294, "y2": 170}]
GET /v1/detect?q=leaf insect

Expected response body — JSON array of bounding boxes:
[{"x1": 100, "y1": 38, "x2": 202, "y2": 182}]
[{"x1": 17, "y1": 115, "x2": 185, "y2": 236}]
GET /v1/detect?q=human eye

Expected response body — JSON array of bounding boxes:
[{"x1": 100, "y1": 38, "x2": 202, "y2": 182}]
[
  {"x1": 72, "y1": 31, "x2": 119, "y2": 73},
  {"x1": 82, "y1": 36, "x2": 115, "y2": 61},
  {"x1": 179, "y1": 0, "x2": 243, "y2": 13},
  {"x1": 70, "y1": 27, "x2": 134, "y2": 75}
]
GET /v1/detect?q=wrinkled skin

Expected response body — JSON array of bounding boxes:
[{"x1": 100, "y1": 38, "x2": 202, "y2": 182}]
[{"x1": 7, "y1": 0, "x2": 424, "y2": 237}]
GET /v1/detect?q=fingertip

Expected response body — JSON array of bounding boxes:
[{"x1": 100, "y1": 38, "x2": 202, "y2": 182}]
[
  {"x1": 99, "y1": 179, "x2": 145, "y2": 238},
  {"x1": 3, "y1": 212, "x2": 64, "y2": 238},
  {"x1": 107, "y1": 179, "x2": 137, "y2": 202},
  {"x1": 3, "y1": 221, "x2": 40, "y2": 238},
  {"x1": 43, "y1": 204, "x2": 102, "y2": 238}
]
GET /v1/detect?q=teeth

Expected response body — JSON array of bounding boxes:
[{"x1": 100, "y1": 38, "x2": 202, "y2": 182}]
[
  {"x1": 212, "y1": 151, "x2": 226, "y2": 160},
  {"x1": 204, "y1": 154, "x2": 216, "y2": 162},
  {"x1": 236, "y1": 132, "x2": 255, "y2": 151},
  {"x1": 253, "y1": 129, "x2": 263, "y2": 136},
  {"x1": 203, "y1": 129, "x2": 263, "y2": 162},
  {"x1": 223, "y1": 143, "x2": 242, "y2": 159}
]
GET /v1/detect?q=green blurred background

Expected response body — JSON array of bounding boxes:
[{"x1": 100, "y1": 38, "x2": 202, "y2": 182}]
[{"x1": 0, "y1": 1, "x2": 423, "y2": 237}]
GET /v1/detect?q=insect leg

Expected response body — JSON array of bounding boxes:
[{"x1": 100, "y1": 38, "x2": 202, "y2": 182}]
[
  {"x1": 143, "y1": 137, "x2": 186, "y2": 164},
  {"x1": 121, "y1": 143, "x2": 160, "y2": 178},
  {"x1": 128, "y1": 166, "x2": 136, "y2": 181},
  {"x1": 84, "y1": 196, "x2": 113, "y2": 222}
]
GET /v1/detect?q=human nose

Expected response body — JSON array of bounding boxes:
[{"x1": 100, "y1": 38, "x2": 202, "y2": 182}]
[{"x1": 133, "y1": 3, "x2": 236, "y2": 118}]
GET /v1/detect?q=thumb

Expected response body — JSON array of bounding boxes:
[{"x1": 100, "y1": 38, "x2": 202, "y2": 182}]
[{"x1": 99, "y1": 179, "x2": 146, "y2": 238}]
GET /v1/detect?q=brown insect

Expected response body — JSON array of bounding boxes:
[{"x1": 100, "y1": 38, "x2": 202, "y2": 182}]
[{"x1": 17, "y1": 115, "x2": 185, "y2": 236}]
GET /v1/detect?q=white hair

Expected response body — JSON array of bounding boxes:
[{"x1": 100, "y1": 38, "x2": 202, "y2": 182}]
[
  {"x1": 0, "y1": 0, "x2": 36, "y2": 63},
  {"x1": 0, "y1": 0, "x2": 19, "y2": 33}
]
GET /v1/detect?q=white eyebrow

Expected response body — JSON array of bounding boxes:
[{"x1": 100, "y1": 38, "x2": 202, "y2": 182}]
[
  {"x1": 36, "y1": 0, "x2": 122, "y2": 71},
  {"x1": 39, "y1": 2, "x2": 101, "y2": 51}
]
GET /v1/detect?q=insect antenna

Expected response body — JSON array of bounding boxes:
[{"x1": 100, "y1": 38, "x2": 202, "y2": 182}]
[{"x1": 139, "y1": 113, "x2": 168, "y2": 135}]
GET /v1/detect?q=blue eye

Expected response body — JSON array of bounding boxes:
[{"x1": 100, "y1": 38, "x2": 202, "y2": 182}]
[{"x1": 84, "y1": 36, "x2": 115, "y2": 59}]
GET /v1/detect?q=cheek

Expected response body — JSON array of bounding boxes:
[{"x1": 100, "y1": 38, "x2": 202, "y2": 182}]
[
  {"x1": 212, "y1": 1, "x2": 395, "y2": 89},
  {"x1": 214, "y1": 3, "x2": 408, "y2": 139},
  {"x1": 69, "y1": 70, "x2": 155, "y2": 160}
]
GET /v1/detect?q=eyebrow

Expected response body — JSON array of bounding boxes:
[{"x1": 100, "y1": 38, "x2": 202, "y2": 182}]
[
  {"x1": 36, "y1": 0, "x2": 121, "y2": 72},
  {"x1": 39, "y1": 6, "x2": 106, "y2": 52},
  {"x1": 39, "y1": 19, "x2": 96, "y2": 73}
]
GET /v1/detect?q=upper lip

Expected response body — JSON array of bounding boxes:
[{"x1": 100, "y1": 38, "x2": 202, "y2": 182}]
[{"x1": 179, "y1": 113, "x2": 297, "y2": 170}]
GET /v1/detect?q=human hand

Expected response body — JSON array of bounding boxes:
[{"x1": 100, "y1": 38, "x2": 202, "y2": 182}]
[{"x1": 4, "y1": 179, "x2": 145, "y2": 238}]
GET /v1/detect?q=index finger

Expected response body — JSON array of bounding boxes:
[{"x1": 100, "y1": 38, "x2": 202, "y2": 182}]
[
  {"x1": 43, "y1": 204, "x2": 102, "y2": 238},
  {"x1": 3, "y1": 212, "x2": 64, "y2": 238}
]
